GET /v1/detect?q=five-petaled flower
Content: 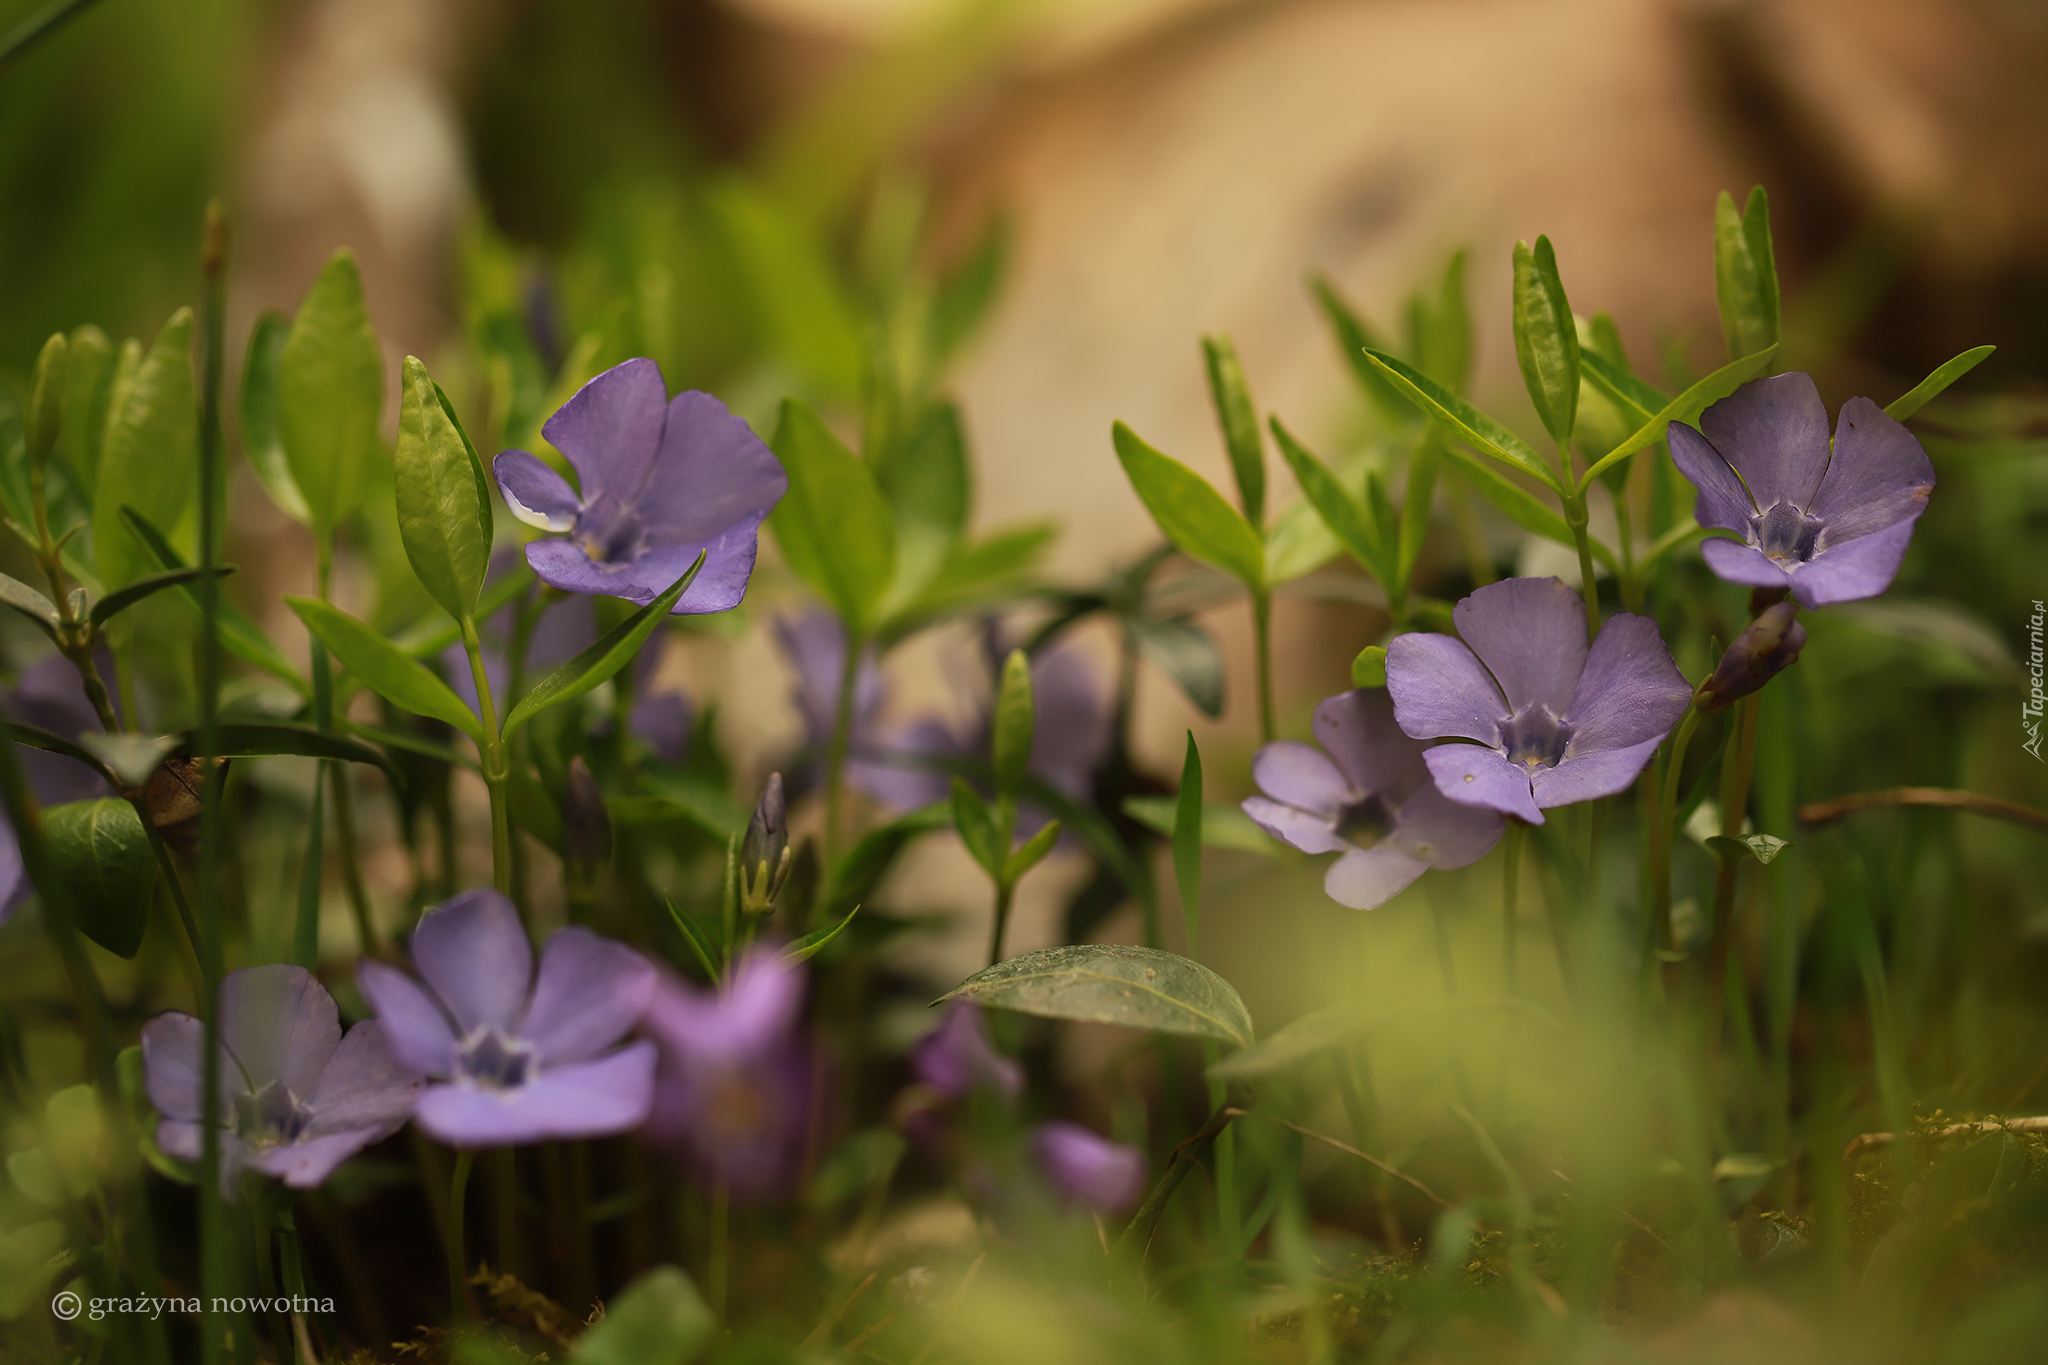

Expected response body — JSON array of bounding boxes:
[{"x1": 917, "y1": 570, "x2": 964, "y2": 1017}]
[
  {"x1": 142, "y1": 965, "x2": 418, "y2": 1196},
  {"x1": 493, "y1": 358, "x2": 788, "y2": 614},
  {"x1": 1669, "y1": 373, "x2": 1935, "y2": 607},
  {"x1": 1242, "y1": 689, "x2": 1503, "y2": 909},
  {"x1": 1386, "y1": 577, "x2": 1691, "y2": 825},
  {"x1": 356, "y1": 889, "x2": 657, "y2": 1146}
]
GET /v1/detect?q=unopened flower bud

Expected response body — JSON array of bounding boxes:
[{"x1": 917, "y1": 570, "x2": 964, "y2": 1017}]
[
  {"x1": 27, "y1": 332, "x2": 67, "y2": 472},
  {"x1": 561, "y1": 755, "x2": 612, "y2": 874},
  {"x1": 741, "y1": 772, "x2": 790, "y2": 914},
  {"x1": 1697, "y1": 602, "x2": 1806, "y2": 714}
]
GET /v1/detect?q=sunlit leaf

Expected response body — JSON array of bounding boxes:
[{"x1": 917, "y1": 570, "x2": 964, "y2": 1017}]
[
  {"x1": 1114, "y1": 422, "x2": 1264, "y2": 590},
  {"x1": 1886, "y1": 345, "x2": 1996, "y2": 423},
  {"x1": 1511, "y1": 236, "x2": 1579, "y2": 445},
  {"x1": 287, "y1": 595, "x2": 483, "y2": 742},
  {"x1": 769, "y1": 398, "x2": 896, "y2": 632},
  {"x1": 940, "y1": 943, "x2": 1254, "y2": 1048}
]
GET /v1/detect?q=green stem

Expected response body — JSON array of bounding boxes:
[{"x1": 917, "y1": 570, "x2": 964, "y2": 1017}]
[
  {"x1": 1561, "y1": 488, "x2": 1601, "y2": 644},
  {"x1": 1501, "y1": 821, "x2": 1524, "y2": 994},
  {"x1": 821, "y1": 625, "x2": 864, "y2": 890},
  {"x1": 987, "y1": 879, "x2": 1014, "y2": 969},
  {"x1": 460, "y1": 617, "x2": 515, "y2": 900},
  {"x1": 1613, "y1": 483, "x2": 1643, "y2": 614},
  {"x1": 1251, "y1": 588, "x2": 1276, "y2": 746},
  {"x1": 289, "y1": 763, "x2": 326, "y2": 969},
  {"x1": 142, "y1": 818, "x2": 209, "y2": 989},
  {"x1": 0, "y1": 0, "x2": 105, "y2": 73},
  {"x1": 447, "y1": 1150, "x2": 475, "y2": 1325},
  {"x1": 1648, "y1": 706, "x2": 1706, "y2": 957},
  {"x1": 328, "y1": 764, "x2": 379, "y2": 954},
  {"x1": 709, "y1": 1177, "x2": 730, "y2": 1324}
]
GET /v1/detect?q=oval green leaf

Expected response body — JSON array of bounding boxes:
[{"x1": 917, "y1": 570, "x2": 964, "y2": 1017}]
[
  {"x1": 1112, "y1": 422, "x2": 1265, "y2": 590},
  {"x1": 279, "y1": 250, "x2": 383, "y2": 531},
  {"x1": 1361, "y1": 350, "x2": 1558, "y2": 490},
  {"x1": 239, "y1": 309, "x2": 312, "y2": 524},
  {"x1": 286, "y1": 595, "x2": 483, "y2": 742},
  {"x1": 768, "y1": 398, "x2": 897, "y2": 632},
  {"x1": 93, "y1": 310, "x2": 196, "y2": 591},
  {"x1": 501, "y1": 556, "x2": 703, "y2": 739},
  {"x1": 43, "y1": 798, "x2": 155, "y2": 959},
  {"x1": 0, "y1": 573, "x2": 60, "y2": 639},
  {"x1": 1511, "y1": 236, "x2": 1579, "y2": 445},
  {"x1": 394, "y1": 356, "x2": 491, "y2": 624},
  {"x1": 940, "y1": 943, "x2": 1254, "y2": 1049}
]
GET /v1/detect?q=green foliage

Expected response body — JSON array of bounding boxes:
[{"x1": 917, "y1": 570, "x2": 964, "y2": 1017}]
[
  {"x1": 287, "y1": 595, "x2": 484, "y2": 741},
  {"x1": 26, "y1": 332, "x2": 66, "y2": 472},
  {"x1": 1363, "y1": 349, "x2": 1558, "y2": 489},
  {"x1": 41, "y1": 798, "x2": 154, "y2": 959},
  {"x1": 501, "y1": 557, "x2": 704, "y2": 739},
  {"x1": 1201, "y1": 334, "x2": 1265, "y2": 527},
  {"x1": 991, "y1": 648, "x2": 1033, "y2": 797},
  {"x1": 769, "y1": 398, "x2": 897, "y2": 632},
  {"x1": 942, "y1": 943, "x2": 1255, "y2": 1048},
  {"x1": 572, "y1": 1265, "x2": 713, "y2": 1365},
  {"x1": 92, "y1": 309, "x2": 195, "y2": 590},
  {"x1": 1888, "y1": 345, "x2": 1996, "y2": 422},
  {"x1": 1714, "y1": 185, "x2": 1780, "y2": 360},
  {"x1": 278, "y1": 249, "x2": 383, "y2": 531},
  {"x1": 394, "y1": 356, "x2": 493, "y2": 624},
  {"x1": 1510, "y1": 235, "x2": 1579, "y2": 446},
  {"x1": 1112, "y1": 421, "x2": 1264, "y2": 589}
]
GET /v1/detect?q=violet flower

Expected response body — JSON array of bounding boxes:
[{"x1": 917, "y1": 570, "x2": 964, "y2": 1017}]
[
  {"x1": 1668, "y1": 373, "x2": 1935, "y2": 607},
  {"x1": 1697, "y1": 601, "x2": 1807, "y2": 714},
  {"x1": 141, "y1": 965, "x2": 418, "y2": 1196},
  {"x1": 1386, "y1": 577, "x2": 1691, "y2": 825},
  {"x1": 494, "y1": 358, "x2": 788, "y2": 615},
  {"x1": 911, "y1": 1001, "x2": 1023, "y2": 1103},
  {"x1": 641, "y1": 948, "x2": 812, "y2": 1199},
  {"x1": 1028, "y1": 1121, "x2": 1145, "y2": 1213},
  {"x1": 1243, "y1": 689, "x2": 1504, "y2": 910},
  {"x1": 356, "y1": 889, "x2": 657, "y2": 1145},
  {"x1": 0, "y1": 651, "x2": 123, "y2": 922},
  {"x1": 772, "y1": 611, "x2": 905, "y2": 805}
]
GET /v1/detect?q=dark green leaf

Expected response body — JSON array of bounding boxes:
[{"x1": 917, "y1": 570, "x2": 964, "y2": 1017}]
[
  {"x1": 1173, "y1": 731, "x2": 1202, "y2": 948},
  {"x1": 1362, "y1": 350, "x2": 1558, "y2": 489},
  {"x1": 0, "y1": 573, "x2": 60, "y2": 639},
  {"x1": 950, "y1": 777, "x2": 1002, "y2": 879},
  {"x1": 664, "y1": 896, "x2": 723, "y2": 984},
  {"x1": 121, "y1": 507, "x2": 306, "y2": 693},
  {"x1": 88, "y1": 565, "x2": 232, "y2": 630},
  {"x1": 769, "y1": 399, "x2": 897, "y2": 631},
  {"x1": 3, "y1": 721, "x2": 115, "y2": 784},
  {"x1": 43, "y1": 799, "x2": 154, "y2": 959},
  {"x1": 1886, "y1": 345, "x2": 1996, "y2": 423},
  {"x1": 1130, "y1": 615, "x2": 1224, "y2": 719},
  {"x1": 1579, "y1": 346, "x2": 1779, "y2": 487},
  {"x1": 991, "y1": 648, "x2": 1033, "y2": 797},
  {"x1": 1269, "y1": 417, "x2": 1387, "y2": 584},
  {"x1": 394, "y1": 356, "x2": 491, "y2": 624},
  {"x1": 239, "y1": 309, "x2": 311, "y2": 523},
  {"x1": 184, "y1": 722, "x2": 404, "y2": 790},
  {"x1": 1352, "y1": 644, "x2": 1387, "y2": 688},
  {"x1": 286, "y1": 595, "x2": 483, "y2": 741},
  {"x1": 1113, "y1": 422, "x2": 1264, "y2": 589},
  {"x1": 1714, "y1": 186, "x2": 1779, "y2": 360},
  {"x1": 940, "y1": 943, "x2": 1255, "y2": 1048},
  {"x1": 785, "y1": 904, "x2": 861, "y2": 964},
  {"x1": 1707, "y1": 832, "x2": 1791, "y2": 865},
  {"x1": 279, "y1": 251, "x2": 382, "y2": 530},
  {"x1": 1512, "y1": 237, "x2": 1580, "y2": 444},
  {"x1": 1202, "y1": 334, "x2": 1265, "y2": 527},
  {"x1": 93, "y1": 310, "x2": 196, "y2": 590},
  {"x1": 571, "y1": 1264, "x2": 713, "y2": 1365},
  {"x1": 501, "y1": 556, "x2": 704, "y2": 739}
]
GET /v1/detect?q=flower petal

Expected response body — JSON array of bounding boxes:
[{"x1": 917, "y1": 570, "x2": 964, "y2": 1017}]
[
  {"x1": 1561, "y1": 613, "x2": 1691, "y2": 758},
  {"x1": 540, "y1": 358, "x2": 667, "y2": 505},
  {"x1": 493, "y1": 450, "x2": 581, "y2": 532},
  {"x1": 1451, "y1": 577, "x2": 1589, "y2": 714},
  {"x1": 1666, "y1": 420, "x2": 1756, "y2": 532},
  {"x1": 411, "y1": 889, "x2": 533, "y2": 1036},
  {"x1": 524, "y1": 515, "x2": 767, "y2": 616},
  {"x1": 1808, "y1": 397, "x2": 1935, "y2": 546},
  {"x1": 627, "y1": 390, "x2": 789, "y2": 547},
  {"x1": 414, "y1": 1042, "x2": 657, "y2": 1146},
  {"x1": 1531, "y1": 733, "x2": 1667, "y2": 808},
  {"x1": 1250, "y1": 741, "x2": 1352, "y2": 817},
  {"x1": 1386, "y1": 632, "x2": 1508, "y2": 745},
  {"x1": 219, "y1": 964, "x2": 340, "y2": 1097},
  {"x1": 251, "y1": 1130, "x2": 389, "y2": 1191},
  {"x1": 1697, "y1": 372, "x2": 1832, "y2": 510},
  {"x1": 1241, "y1": 795, "x2": 1348, "y2": 855},
  {"x1": 1792, "y1": 519, "x2": 1917, "y2": 608},
  {"x1": 1321, "y1": 845, "x2": 1429, "y2": 910},
  {"x1": 1699, "y1": 537, "x2": 1796, "y2": 591},
  {"x1": 1029, "y1": 1121, "x2": 1146, "y2": 1213},
  {"x1": 1027, "y1": 647, "x2": 1112, "y2": 802},
  {"x1": 1422, "y1": 744, "x2": 1543, "y2": 825},
  {"x1": 141, "y1": 1011, "x2": 206, "y2": 1123},
  {"x1": 1389, "y1": 780, "x2": 1505, "y2": 869},
  {"x1": 521, "y1": 928, "x2": 657, "y2": 1067},
  {"x1": 302, "y1": 1021, "x2": 420, "y2": 1136},
  {"x1": 355, "y1": 961, "x2": 458, "y2": 1077},
  {"x1": 1312, "y1": 688, "x2": 1430, "y2": 803},
  {"x1": 630, "y1": 690, "x2": 691, "y2": 765}
]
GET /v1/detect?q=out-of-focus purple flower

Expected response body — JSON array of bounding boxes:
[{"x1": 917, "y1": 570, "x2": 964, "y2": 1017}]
[
  {"x1": 1697, "y1": 601, "x2": 1807, "y2": 714},
  {"x1": 1243, "y1": 689, "x2": 1503, "y2": 910},
  {"x1": 1028, "y1": 1121, "x2": 1145, "y2": 1213},
  {"x1": 641, "y1": 948, "x2": 811, "y2": 1199},
  {"x1": 141, "y1": 965, "x2": 418, "y2": 1196},
  {"x1": 494, "y1": 358, "x2": 787, "y2": 614},
  {"x1": 0, "y1": 651, "x2": 122, "y2": 922},
  {"x1": 1386, "y1": 577, "x2": 1691, "y2": 826},
  {"x1": 356, "y1": 889, "x2": 656, "y2": 1146},
  {"x1": 911, "y1": 1001, "x2": 1022, "y2": 1103},
  {"x1": 1668, "y1": 373, "x2": 1935, "y2": 608},
  {"x1": 773, "y1": 611, "x2": 899, "y2": 804}
]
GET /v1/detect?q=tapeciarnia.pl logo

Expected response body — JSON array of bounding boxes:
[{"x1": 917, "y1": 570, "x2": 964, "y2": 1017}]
[{"x1": 2025, "y1": 598, "x2": 2045, "y2": 761}]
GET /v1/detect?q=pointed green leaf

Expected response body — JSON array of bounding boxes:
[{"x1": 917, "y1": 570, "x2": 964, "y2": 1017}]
[
  {"x1": 286, "y1": 595, "x2": 483, "y2": 741},
  {"x1": 1130, "y1": 614, "x2": 1224, "y2": 719},
  {"x1": 501, "y1": 557, "x2": 703, "y2": 739},
  {"x1": 59, "y1": 326, "x2": 114, "y2": 499},
  {"x1": 1398, "y1": 433, "x2": 1441, "y2": 586},
  {"x1": 1362, "y1": 350, "x2": 1559, "y2": 490},
  {"x1": 1202, "y1": 334, "x2": 1265, "y2": 527},
  {"x1": 1269, "y1": 416, "x2": 1388, "y2": 585},
  {"x1": 394, "y1": 356, "x2": 491, "y2": 623},
  {"x1": 1173, "y1": 731, "x2": 1202, "y2": 950},
  {"x1": 940, "y1": 943, "x2": 1255, "y2": 1048},
  {"x1": 185, "y1": 722, "x2": 405, "y2": 789},
  {"x1": 43, "y1": 799, "x2": 154, "y2": 959},
  {"x1": 1413, "y1": 249, "x2": 1473, "y2": 394},
  {"x1": 0, "y1": 573, "x2": 60, "y2": 639},
  {"x1": 1309, "y1": 274, "x2": 1409, "y2": 425},
  {"x1": 1886, "y1": 345, "x2": 1996, "y2": 423},
  {"x1": 120, "y1": 506, "x2": 306, "y2": 693},
  {"x1": 1512, "y1": 236, "x2": 1580, "y2": 445},
  {"x1": 279, "y1": 250, "x2": 382, "y2": 530},
  {"x1": 1578, "y1": 345, "x2": 1780, "y2": 488},
  {"x1": 88, "y1": 565, "x2": 232, "y2": 630},
  {"x1": 1113, "y1": 422, "x2": 1264, "y2": 589},
  {"x1": 785, "y1": 903, "x2": 862, "y2": 964},
  {"x1": 239, "y1": 309, "x2": 312, "y2": 524},
  {"x1": 26, "y1": 333, "x2": 66, "y2": 472},
  {"x1": 950, "y1": 777, "x2": 1002, "y2": 877},
  {"x1": 3, "y1": 721, "x2": 115, "y2": 784},
  {"x1": 664, "y1": 896, "x2": 723, "y2": 984},
  {"x1": 992, "y1": 648, "x2": 1033, "y2": 797},
  {"x1": 1714, "y1": 186, "x2": 1779, "y2": 360},
  {"x1": 1263, "y1": 494, "x2": 1341, "y2": 584},
  {"x1": 1352, "y1": 644, "x2": 1387, "y2": 688},
  {"x1": 93, "y1": 310, "x2": 196, "y2": 590},
  {"x1": 1442, "y1": 443, "x2": 1618, "y2": 572},
  {"x1": 1001, "y1": 818, "x2": 1061, "y2": 883},
  {"x1": 1120, "y1": 795, "x2": 1274, "y2": 855},
  {"x1": 769, "y1": 399, "x2": 896, "y2": 631}
]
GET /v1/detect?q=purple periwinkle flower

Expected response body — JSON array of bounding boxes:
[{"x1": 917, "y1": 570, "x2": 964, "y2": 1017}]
[
  {"x1": 773, "y1": 610, "x2": 897, "y2": 804},
  {"x1": 1668, "y1": 373, "x2": 1935, "y2": 607},
  {"x1": 1386, "y1": 577, "x2": 1691, "y2": 825},
  {"x1": 141, "y1": 966, "x2": 418, "y2": 1196},
  {"x1": 1028, "y1": 1121, "x2": 1145, "y2": 1213},
  {"x1": 494, "y1": 358, "x2": 788, "y2": 614},
  {"x1": 356, "y1": 889, "x2": 657, "y2": 1146},
  {"x1": 641, "y1": 948, "x2": 812, "y2": 1199},
  {"x1": 911, "y1": 1001, "x2": 1023, "y2": 1103},
  {"x1": 1697, "y1": 602, "x2": 1807, "y2": 714},
  {"x1": 1243, "y1": 689, "x2": 1504, "y2": 910}
]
